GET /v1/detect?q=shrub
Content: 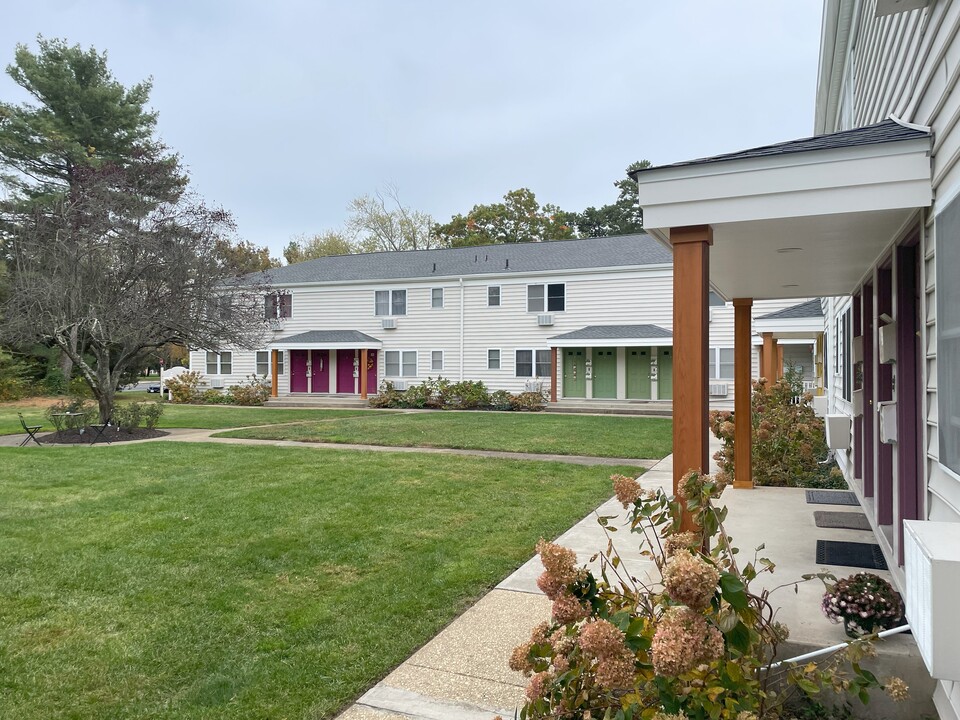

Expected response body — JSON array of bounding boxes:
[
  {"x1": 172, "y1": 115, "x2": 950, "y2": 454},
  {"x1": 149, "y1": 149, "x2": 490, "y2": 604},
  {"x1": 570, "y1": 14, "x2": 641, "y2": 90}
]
[
  {"x1": 510, "y1": 390, "x2": 546, "y2": 411},
  {"x1": 401, "y1": 382, "x2": 432, "y2": 409},
  {"x1": 142, "y1": 402, "x2": 164, "y2": 429},
  {"x1": 448, "y1": 380, "x2": 489, "y2": 409},
  {"x1": 68, "y1": 376, "x2": 93, "y2": 398},
  {"x1": 0, "y1": 349, "x2": 33, "y2": 401},
  {"x1": 822, "y1": 573, "x2": 904, "y2": 637},
  {"x1": 112, "y1": 402, "x2": 143, "y2": 431},
  {"x1": 489, "y1": 389, "x2": 513, "y2": 411},
  {"x1": 198, "y1": 388, "x2": 229, "y2": 404},
  {"x1": 710, "y1": 368, "x2": 832, "y2": 487},
  {"x1": 45, "y1": 397, "x2": 95, "y2": 431},
  {"x1": 42, "y1": 368, "x2": 68, "y2": 395},
  {"x1": 369, "y1": 380, "x2": 403, "y2": 408},
  {"x1": 165, "y1": 371, "x2": 204, "y2": 404},
  {"x1": 228, "y1": 375, "x2": 271, "y2": 406},
  {"x1": 510, "y1": 471, "x2": 908, "y2": 719}
]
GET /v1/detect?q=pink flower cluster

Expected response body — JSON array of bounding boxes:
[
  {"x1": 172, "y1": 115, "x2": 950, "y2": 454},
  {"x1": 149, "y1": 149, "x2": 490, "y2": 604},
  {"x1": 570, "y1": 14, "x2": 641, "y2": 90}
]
[
  {"x1": 578, "y1": 619, "x2": 636, "y2": 690},
  {"x1": 662, "y1": 549, "x2": 720, "y2": 611},
  {"x1": 663, "y1": 531, "x2": 701, "y2": 557},
  {"x1": 535, "y1": 540, "x2": 590, "y2": 624},
  {"x1": 612, "y1": 473, "x2": 642, "y2": 507},
  {"x1": 651, "y1": 606, "x2": 724, "y2": 676}
]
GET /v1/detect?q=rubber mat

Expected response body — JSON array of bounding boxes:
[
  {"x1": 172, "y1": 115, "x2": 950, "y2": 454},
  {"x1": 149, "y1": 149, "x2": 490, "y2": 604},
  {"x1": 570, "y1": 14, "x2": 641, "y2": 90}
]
[
  {"x1": 813, "y1": 511, "x2": 871, "y2": 530},
  {"x1": 805, "y1": 490, "x2": 859, "y2": 506},
  {"x1": 816, "y1": 539, "x2": 888, "y2": 570}
]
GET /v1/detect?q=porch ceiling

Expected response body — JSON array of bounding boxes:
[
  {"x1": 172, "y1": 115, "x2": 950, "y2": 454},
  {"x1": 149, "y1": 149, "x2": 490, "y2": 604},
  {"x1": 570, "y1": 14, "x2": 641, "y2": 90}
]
[{"x1": 635, "y1": 119, "x2": 933, "y2": 300}]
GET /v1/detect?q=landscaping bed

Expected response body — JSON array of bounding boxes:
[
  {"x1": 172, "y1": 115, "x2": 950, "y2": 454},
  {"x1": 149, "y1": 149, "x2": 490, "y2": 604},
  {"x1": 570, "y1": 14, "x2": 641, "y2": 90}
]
[{"x1": 39, "y1": 428, "x2": 169, "y2": 444}]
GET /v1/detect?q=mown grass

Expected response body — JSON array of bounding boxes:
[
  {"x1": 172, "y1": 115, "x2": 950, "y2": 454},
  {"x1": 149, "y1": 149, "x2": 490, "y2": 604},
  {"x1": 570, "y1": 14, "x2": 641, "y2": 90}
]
[
  {"x1": 0, "y1": 443, "x2": 638, "y2": 719},
  {"x1": 217, "y1": 411, "x2": 673, "y2": 459}
]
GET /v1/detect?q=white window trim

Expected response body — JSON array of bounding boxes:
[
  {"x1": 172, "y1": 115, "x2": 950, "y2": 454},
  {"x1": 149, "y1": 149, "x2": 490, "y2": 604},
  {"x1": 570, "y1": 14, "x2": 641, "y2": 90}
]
[
  {"x1": 384, "y1": 349, "x2": 418, "y2": 378},
  {"x1": 515, "y1": 348, "x2": 551, "y2": 378},
  {"x1": 256, "y1": 350, "x2": 284, "y2": 376},
  {"x1": 206, "y1": 351, "x2": 232, "y2": 375},
  {"x1": 431, "y1": 287, "x2": 444, "y2": 309},
  {"x1": 431, "y1": 350, "x2": 444, "y2": 372},
  {"x1": 526, "y1": 282, "x2": 566, "y2": 313},
  {"x1": 708, "y1": 347, "x2": 734, "y2": 380},
  {"x1": 487, "y1": 348, "x2": 501, "y2": 370},
  {"x1": 487, "y1": 285, "x2": 501, "y2": 307},
  {"x1": 375, "y1": 288, "x2": 408, "y2": 316}
]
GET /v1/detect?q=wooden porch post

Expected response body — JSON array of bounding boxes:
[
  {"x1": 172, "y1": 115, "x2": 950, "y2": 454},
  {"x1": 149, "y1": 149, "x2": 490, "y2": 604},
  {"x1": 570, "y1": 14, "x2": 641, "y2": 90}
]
[
  {"x1": 360, "y1": 348, "x2": 368, "y2": 400},
  {"x1": 270, "y1": 349, "x2": 279, "y2": 398},
  {"x1": 671, "y1": 225, "x2": 712, "y2": 531},
  {"x1": 550, "y1": 347, "x2": 558, "y2": 403},
  {"x1": 776, "y1": 345, "x2": 784, "y2": 379},
  {"x1": 733, "y1": 298, "x2": 753, "y2": 489},
  {"x1": 761, "y1": 332, "x2": 778, "y2": 382}
]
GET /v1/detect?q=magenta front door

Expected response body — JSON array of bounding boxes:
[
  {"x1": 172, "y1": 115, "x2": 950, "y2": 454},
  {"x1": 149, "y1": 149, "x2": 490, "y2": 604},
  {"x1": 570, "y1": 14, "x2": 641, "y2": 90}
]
[
  {"x1": 366, "y1": 350, "x2": 378, "y2": 394},
  {"x1": 337, "y1": 349, "x2": 356, "y2": 393},
  {"x1": 310, "y1": 350, "x2": 329, "y2": 393},
  {"x1": 290, "y1": 350, "x2": 308, "y2": 392}
]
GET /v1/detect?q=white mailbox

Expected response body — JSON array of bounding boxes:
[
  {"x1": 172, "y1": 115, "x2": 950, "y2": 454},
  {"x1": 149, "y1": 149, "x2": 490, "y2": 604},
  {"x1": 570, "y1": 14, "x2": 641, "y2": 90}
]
[
  {"x1": 904, "y1": 520, "x2": 960, "y2": 680},
  {"x1": 879, "y1": 323, "x2": 897, "y2": 364},
  {"x1": 825, "y1": 414, "x2": 851, "y2": 450},
  {"x1": 878, "y1": 400, "x2": 897, "y2": 444}
]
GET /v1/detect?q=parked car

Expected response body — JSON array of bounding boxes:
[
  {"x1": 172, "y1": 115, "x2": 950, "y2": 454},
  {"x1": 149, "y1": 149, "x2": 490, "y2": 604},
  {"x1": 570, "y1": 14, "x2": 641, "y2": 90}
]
[{"x1": 147, "y1": 384, "x2": 161, "y2": 394}]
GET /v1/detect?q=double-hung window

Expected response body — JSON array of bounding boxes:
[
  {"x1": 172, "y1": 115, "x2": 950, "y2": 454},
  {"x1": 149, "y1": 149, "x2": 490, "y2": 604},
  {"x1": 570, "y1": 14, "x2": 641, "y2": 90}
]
[
  {"x1": 256, "y1": 351, "x2": 284, "y2": 376},
  {"x1": 375, "y1": 289, "x2": 407, "y2": 316},
  {"x1": 487, "y1": 349, "x2": 501, "y2": 370},
  {"x1": 488, "y1": 286, "x2": 501, "y2": 307},
  {"x1": 516, "y1": 349, "x2": 550, "y2": 377},
  {"x1": 264, "y1": 292, "x2": 292, "y2": 319},
  {"x1": 836, "y1": 308, "x2": 852, "y2": 401},
  {"x1": 527, "y1": 283, "x2": 565, "y2": 312},
  {"x1": 385, "y1": 350, "x2": 417, "y2": 377},
  {"x1": 708, "y1": 348, "x2": 734, "y2": 379},
  {"x1": 206, "y1": 351, "x2": 232, "y2": 375},
  {"x1": 431, "y1": 351, "x2": 444, "y2": 372},
  {"x1": 431, "y1": 288, "x2": 444, "y2": 308}
]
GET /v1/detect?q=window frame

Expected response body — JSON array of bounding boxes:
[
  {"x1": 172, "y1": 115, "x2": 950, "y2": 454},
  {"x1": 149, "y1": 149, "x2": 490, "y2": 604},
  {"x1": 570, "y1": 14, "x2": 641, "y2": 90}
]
[
  {"x1": 487, "y1": 285, "x2": 501, "y2": 307},
  {"x1": 515, "y1": 348, "x2": 550, "y2": 378},
  {"x1": 937, "y1": 194, "x2": 960, "y2": 478},
  {"x1": 487, "y1": 348, "x2": 501, "y2": 370},
  {"x1": 707, "y1": 347, "x2": 735, "y2": 380},
  {"x1": 384, "y1": 349, "x2": 418, "y2": 378},
  {"x1": 431, "y1": 287, "x2": 444, "y2": 309},
  {"x1": 431, "y1": 350, "x2": 444, "y2": 372},
  {"x1": 375, "y1": 289, "x2": 408, "y2": 316},
  {"x1": 205, "y1": 351, "x2": 232, "y2": 375},
  {"x1": 264, "y1": 292, "x2": 292, "y2": 320},
  {"x1": 526, "y1": 283, "x2": 565, "y2": 313},
  {"x1": 255, "y1": 350, "x2": 284, "y2": 376}
]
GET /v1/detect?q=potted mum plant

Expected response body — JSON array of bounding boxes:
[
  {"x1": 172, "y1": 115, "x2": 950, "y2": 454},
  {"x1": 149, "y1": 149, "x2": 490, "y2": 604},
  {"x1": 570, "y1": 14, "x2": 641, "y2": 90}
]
[{"x1": 821, "y1": 572, "x2": 904, "y2": 638}]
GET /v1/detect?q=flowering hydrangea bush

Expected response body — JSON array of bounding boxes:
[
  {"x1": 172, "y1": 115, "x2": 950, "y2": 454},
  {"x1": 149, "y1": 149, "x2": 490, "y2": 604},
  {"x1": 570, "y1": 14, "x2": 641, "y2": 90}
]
[
  {"x1": 506, "y1": 471, "x2": 908, "y2": 719},
  {"x1": 822, "y1": 572, "x2": 904, "y2": 637}
]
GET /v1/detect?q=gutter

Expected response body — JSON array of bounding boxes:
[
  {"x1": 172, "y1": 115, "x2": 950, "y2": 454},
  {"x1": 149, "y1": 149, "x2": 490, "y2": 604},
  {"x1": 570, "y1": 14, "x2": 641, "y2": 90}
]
[{"x1": 459, "y1": 277, "x2": 465, "y2": 381}]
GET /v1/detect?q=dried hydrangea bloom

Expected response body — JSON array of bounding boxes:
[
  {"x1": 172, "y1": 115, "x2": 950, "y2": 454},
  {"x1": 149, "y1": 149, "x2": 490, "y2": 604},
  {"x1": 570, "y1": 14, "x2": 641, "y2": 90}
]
[
  {"x1": 884, "y1": 676, "x2": 909, "y2": 701},
  {"x1": 525, "y1": 671, "x2": 552, "y2": 701},
  {"x1": 662, "y1": 549, "x2": 720, "y2": 611},
  {"x1": 612, "y1": 473, "x2": 642, "y2": 507},
  {"x1": 677, "y1": 470, "x2": 701, "y2": 500},
  {"x1": 651, "y1": 606, "x2": 724, "y2": 676},
  {"x1": 536, "y1": 539, "x2": 579, "y2": 584},
  {"x1": 536, "y1": 571, "x2": 566, "y2": 600},
  {"x1": 663, "y1": 531, "x2": 701, "y2": 557},
  {"x1": 596, "y1": 652, "x2": 635, "y2": 690},
  {"x1": 529, "y1": 621, "x2": 550, "y2": 644},
  {"x1": 508, "y1": 641, "x2": 535, "y2": 674},
  {"x1": 735, "y1": 713, "x2": 759, "y2": 720},
  {"x1": 551, "y1": 592, "x2": 590, "y2": 624},
  {"x1": 550, "y1": 629, "x2": 576, "y2": 656},
  {"x1": 578, "y1": 619, "x2": 627, "y2": 658},
  {"x1": 652, "y1": 712, "x2": 688, "y2": 720}
]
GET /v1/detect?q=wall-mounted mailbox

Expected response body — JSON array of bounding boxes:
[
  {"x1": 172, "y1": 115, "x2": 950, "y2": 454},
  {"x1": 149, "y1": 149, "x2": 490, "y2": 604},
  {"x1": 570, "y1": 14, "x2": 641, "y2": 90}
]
[
  {"x1": 851, "y1": 389, "x2": 864, "y2": 417},
  {"x1": 878, "y1": 400, "x2": 897, "y2": 444},
  {"x1": 852, "y1": 335, "x2": 864, "y2": 364},
  {"x1": 825, "y1": 414, "x2": 851, "y2": 450},
  {"x1": 879, "y1": 323, "x2": 897, "y2": 364},
  {"x1": 812, "y1": 395, "x2": 828, "y2": 418}
]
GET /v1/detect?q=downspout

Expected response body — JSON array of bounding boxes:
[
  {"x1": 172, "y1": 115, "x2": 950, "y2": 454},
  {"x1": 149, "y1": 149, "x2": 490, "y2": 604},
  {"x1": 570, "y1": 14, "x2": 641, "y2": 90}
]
[{"x1": 459, "y1": 277, "x2": 465, "y2": 381}]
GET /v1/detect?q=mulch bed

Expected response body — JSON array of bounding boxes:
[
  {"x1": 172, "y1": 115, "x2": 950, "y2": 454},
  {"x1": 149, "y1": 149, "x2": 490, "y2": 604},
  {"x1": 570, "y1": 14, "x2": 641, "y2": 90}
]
[{"x1": 40, "y1": 428, "x2": 169, "y2": 445}]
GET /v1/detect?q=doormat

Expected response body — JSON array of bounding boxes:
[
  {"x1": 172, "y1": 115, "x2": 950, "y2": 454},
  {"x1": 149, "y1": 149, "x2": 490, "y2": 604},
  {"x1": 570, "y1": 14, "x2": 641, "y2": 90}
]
[
  {"x1": 816, "y1": 540, "x2": 888, "y2": 570},
  {"x1": 805, "y1": 490, "x2": 860, "y2": 506},
  {"x1": 813, "y1": 511, "x2": 872, "y2": 530}
]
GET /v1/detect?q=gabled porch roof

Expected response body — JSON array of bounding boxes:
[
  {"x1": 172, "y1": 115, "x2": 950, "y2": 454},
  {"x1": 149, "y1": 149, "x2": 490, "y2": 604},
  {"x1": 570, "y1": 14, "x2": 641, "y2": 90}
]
[
  {"x1": 634, "y1": 118, "x2": 933, "y2": 299},
  {"x1": 548, "y1": 324, "x2": 673, "y2": 347},
  {"x1": 272, "y1": 330, "x2": 382, "y2": 350},
  {"x1": 754, "y1": 299, "x2": 825, "y2": 338}
]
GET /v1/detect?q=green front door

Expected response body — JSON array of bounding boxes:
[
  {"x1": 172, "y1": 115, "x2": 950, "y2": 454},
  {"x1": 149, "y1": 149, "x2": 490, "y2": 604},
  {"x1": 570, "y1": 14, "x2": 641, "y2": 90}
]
[
  {"x1": 658, "y1": 347, "x2": 673, "y2": 400},
  {"x1": 591, "y1": 348, "x2": 617, "y2": 399},
  {"x1": 626, "y1": 348, "x2": 651, "y2": 399},
  {"x1": 563, "y1": 348, "x2": 586, "y2": 398}
]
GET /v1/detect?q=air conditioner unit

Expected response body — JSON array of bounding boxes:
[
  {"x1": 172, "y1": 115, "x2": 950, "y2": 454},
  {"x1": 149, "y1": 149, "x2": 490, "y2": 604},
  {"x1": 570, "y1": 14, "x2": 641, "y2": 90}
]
[
  {"x1": 537, "y1": 314, "x2": 554, "y2": 327},
  {"x1": 381, "y1": 318, "x2": 397, "y2": 330},
  {"x1": 708, "y1": 383, "x2": 728, "y2": 397},
  {"x1": 391, "y1": 380, "x2": 407, "y2": 391},
  {"x1": 824, "y1": 414, "x2": 851, "y2": 450},
  {"x1": 904, "y1": 520, "x2": 960, "y2": 680},
  {"x1": 210, "y1": 378, "x2": 225, "y2": 389},
  {"x1": 524, "y1": 380, "x2": 544, "y2": 392}
]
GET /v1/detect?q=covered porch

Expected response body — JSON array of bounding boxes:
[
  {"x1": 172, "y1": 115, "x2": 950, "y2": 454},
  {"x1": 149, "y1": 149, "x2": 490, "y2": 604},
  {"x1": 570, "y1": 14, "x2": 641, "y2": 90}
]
[
  {"x1": 753, "y1": 298, "x2": 826, "y2": 394},
  {"x1": 269, "y1": 330, "x2": 382, "y2": 400},
  {"x1": 634, "y1": 118, "x2": 933, "y2": 566}
]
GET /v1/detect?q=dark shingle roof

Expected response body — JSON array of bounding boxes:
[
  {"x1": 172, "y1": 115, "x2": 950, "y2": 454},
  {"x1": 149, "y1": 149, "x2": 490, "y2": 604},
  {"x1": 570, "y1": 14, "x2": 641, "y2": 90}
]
[
  {"x1": 257, "y1": 234, "x2": 672, "y2": 285},
  {"x1": 549, "y1": 325, "x2": 672, "y2": 341},
  {"x1": 757, "y1": 299, "x2": 824, "y2": 321},
  {"x1": 634, "y1": 119, "x2": 931, "y2": 175},
  {"x1": 276, "y1": 330, "x2": 380, "y2": 344}
]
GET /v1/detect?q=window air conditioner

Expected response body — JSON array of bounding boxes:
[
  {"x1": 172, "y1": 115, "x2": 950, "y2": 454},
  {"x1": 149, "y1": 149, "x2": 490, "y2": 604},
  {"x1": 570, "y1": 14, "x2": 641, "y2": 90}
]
[
  {"x1": 391, "y1": 380, "x2": 407, "y2": 391},
  {"x1": 537, "y1": 314, "x2": 554, "y2": 326},
  {"x1": 524, "y1": 380, "x2": 543, "y2": 392},
  {"x1": 381, "y1": 318, "x2": 397, "y2": 330},
  {"x1": 211, "y1": 378, "x2": 225, "y2": 389},
  {"x1": 708, "y1": 383, "x2": 728, "y2": 397}
]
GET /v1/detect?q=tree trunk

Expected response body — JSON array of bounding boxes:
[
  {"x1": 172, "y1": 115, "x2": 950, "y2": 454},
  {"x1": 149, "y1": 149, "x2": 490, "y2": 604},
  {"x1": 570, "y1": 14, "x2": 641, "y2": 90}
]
[{"x1": 58, "y1": 325, "x2": 79, "y2": 381}]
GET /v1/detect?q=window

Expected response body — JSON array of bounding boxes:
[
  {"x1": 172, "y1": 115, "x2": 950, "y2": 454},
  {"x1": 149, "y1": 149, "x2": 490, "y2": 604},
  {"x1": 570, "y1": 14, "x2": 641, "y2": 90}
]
[
  {"x1": 488, "y1": 286, "x2": 501, "y2": 307},
  {"x1": 385, "y1": 350, "x2": 417, "y2": 377},
  {"x1": 431, "y1": 288, "x2": 444, "y2": 308},
  {"x1": 264, "y1": 293, "x2": 292, "y2": 319},
  {"x1": 836, "y1": 308, "x2": 852, "y2": 402},
  {"x1": 708, "y1": 347, "x2": 734, "y2": 379},
  {"x1": 527, "y1": 283, "x2": 565, "y2": 312},
  {"x1": 375, "y1": 289, "x2": 407, "y2": 316},
  {"x1": 431, "y1": 350, "x2": 443, "y2": 372},
  {"x1": 488, "y1": 349, "x2": 501, "y2": 370},
  {"x1": 206, "y1": 351, "x2": 232, "y2": 375},
  {"x1": 937, "y1": 195, "x2": 960, "y2": 476},
  {"x1": 516, "y1": 349, "x2": 550, "y2": 377},
  {"x1": 256, "y1": 351, "x2": 284, "y2": 376}
]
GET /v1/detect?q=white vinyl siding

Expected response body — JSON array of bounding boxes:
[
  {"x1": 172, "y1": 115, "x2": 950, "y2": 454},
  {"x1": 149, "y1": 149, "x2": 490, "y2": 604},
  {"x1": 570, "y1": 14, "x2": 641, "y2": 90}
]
[{"x1": 385, "y1": 350, "x2": 417, "y2": 377}]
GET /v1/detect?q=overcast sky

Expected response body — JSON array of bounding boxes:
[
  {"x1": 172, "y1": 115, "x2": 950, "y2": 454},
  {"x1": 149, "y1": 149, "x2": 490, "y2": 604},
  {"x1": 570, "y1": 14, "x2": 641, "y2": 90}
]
[{"x1": 1, "y1": 1, "x2": 823, "y2": 259}]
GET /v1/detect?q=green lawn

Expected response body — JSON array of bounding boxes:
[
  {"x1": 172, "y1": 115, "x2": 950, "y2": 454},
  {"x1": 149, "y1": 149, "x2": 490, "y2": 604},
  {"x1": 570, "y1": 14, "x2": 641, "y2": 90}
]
[
  {"x1": 0, "y1": 443, "x2": 637, "y2": 719},
  {"x1": 216, "y1": 411, "x2": 674, "y2": 459},
  {"x1": 1, "y1": 397, "x2": 384, "y2": 436}
]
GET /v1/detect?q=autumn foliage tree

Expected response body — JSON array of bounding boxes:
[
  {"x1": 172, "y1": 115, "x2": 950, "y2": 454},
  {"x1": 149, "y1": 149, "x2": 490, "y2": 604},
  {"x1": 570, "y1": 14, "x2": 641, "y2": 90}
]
[{"x1": 432, "y1": 188, "x2": 573, "y2": 247}]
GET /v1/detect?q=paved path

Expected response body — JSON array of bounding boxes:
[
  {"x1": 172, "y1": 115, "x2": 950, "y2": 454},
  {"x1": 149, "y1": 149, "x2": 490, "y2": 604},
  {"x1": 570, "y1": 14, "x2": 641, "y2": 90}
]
[{"x1": 0, "y1": 427, "x2": 658, "y2": 468}]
